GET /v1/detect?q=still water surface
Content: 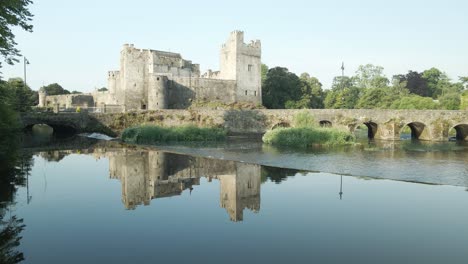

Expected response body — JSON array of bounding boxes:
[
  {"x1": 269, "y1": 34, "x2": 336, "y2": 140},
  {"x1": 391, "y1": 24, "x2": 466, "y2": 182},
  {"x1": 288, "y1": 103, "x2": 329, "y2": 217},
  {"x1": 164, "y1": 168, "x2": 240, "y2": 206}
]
[{"x1": 5, "y1": 136, "x2": 468, "y2": 263}]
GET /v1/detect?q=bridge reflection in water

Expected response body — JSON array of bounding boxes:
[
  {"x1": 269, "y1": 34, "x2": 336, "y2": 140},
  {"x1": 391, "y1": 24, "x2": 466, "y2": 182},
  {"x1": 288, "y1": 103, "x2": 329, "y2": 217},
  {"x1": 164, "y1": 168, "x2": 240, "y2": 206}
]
[{"x1": 104, "y1": 149, "x2": 262, "y2": 222}]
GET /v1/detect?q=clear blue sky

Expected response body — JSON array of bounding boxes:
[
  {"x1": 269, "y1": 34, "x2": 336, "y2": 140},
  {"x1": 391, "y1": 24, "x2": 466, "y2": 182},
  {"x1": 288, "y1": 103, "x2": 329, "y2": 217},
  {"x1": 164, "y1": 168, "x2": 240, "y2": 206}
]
[{"x1": 2, "y1": 0, "x2": 467, "y2": 92}]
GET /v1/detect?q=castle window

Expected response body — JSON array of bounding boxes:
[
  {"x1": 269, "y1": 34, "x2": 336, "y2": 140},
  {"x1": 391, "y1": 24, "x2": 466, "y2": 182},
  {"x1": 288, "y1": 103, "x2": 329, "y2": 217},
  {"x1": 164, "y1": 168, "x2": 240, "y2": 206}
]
[
  {"x1": 248, "y1": 64, "x2": 253, "y2": 71},
  {"x1": 157, "y1": 77, "x2": 160, "y2": 81},
  {"x1": 245, "y1": 90, "x2": 248, "y2": 96},
  {"x1": 254, "y1": 91, "x2": 257, "y2": 96},
  {"x1": 141, "y1": 104, "x2": 147, "y2": 110}
]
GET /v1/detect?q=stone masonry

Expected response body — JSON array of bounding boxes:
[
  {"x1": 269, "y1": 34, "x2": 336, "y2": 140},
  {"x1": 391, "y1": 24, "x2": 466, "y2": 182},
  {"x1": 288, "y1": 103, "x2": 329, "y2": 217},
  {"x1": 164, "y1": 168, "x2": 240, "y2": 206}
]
[
  {"x1": 38, "y1": 31, "x2": 262, "y2": 110},
  {"x1": 20, "y1": 109, "x2": 468, "y2": 141}
]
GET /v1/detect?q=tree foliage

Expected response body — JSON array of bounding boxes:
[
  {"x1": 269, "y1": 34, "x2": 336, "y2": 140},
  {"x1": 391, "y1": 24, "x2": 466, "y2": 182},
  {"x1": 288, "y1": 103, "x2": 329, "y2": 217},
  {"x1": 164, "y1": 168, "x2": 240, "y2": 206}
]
[
  {"x1": 438, "y1": 93, "x2": 461, "y2": 110},
  {"x1": 353, "y1": 64, "x2": 389, "y2": 89},
  {"x1": 262, "y1": 67, "x2": 325, "y2": 109},
  {"x1": 390, "y1": 95, "x2": 438, "y2": 110},
  {"x1": 40, "y1": 83, "x2": 70, "y2": 95},
  {"x1": 394, "y1": 71, "x2": 430, "y2": 97},
  {"x1": 262, "y1": 67, "x2": 302, "y2": 109},
  {"x1": 262, "y1": 63, "x2": 465, "y2": 110},
  {"x1": 459, "y1": 76, "x2": 468, "y2": 90},
  {"x1": 0, "y1": 0, "x2": 34, "y2": 71},
  {"x1": 0, "y1": 78, "x2": 36, "y2": 112},
  {"x1": 331, "y1": 76, "x2": 353, "y2": 91},
  {"x1": 324, "y1": 87, "x2": 360, "y2": 109}
]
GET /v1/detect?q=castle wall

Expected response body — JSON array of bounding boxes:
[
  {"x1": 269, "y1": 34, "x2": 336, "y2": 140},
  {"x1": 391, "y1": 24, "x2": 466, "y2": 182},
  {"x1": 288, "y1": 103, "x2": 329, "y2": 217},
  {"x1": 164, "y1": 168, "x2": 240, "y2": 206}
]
[
  {"x1": 168, "y1": 77, "x2": 237, "y2": 108},
  {"x1": 43, "y1": 94, "x2": 94, "y2": 108},
  {"x1": 150, "y1": 50, "x2": 199, "y2": 77}
]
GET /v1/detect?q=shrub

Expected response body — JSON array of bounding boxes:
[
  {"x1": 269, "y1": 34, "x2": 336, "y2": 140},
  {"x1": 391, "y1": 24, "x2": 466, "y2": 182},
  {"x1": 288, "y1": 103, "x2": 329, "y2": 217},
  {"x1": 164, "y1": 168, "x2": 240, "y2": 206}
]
[
  {"x1": 122, "y1": 125, "x2": 226, "y2": 144},
  {"x1": 292, "y1": 110, "x2": 317, "y2": 128},
  {"x1": 262, "y1": 127, "x2": 355, "y2": 147}
]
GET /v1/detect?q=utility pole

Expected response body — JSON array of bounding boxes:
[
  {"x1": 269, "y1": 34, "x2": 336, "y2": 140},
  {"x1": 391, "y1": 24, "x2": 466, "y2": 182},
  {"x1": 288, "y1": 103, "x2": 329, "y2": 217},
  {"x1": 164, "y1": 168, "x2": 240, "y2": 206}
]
[
  {"x1": 341, "y1": 62, "x2": 345, "y2": 90},
  {"x1": 24, "y1": 57, "x2": 30, "y2": 89},
  {"x1": 339, "y1": 175, "x2": 343, "y2": 200}
]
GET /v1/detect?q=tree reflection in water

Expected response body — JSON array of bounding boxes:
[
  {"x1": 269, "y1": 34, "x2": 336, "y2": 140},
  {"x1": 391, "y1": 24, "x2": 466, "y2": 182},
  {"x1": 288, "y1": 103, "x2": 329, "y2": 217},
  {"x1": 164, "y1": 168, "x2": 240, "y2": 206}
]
[
  {"x1": 0, "y1": 134, "x2": 32, "y2": 263},
  {"x1": 0, "y1": 216, "x2": 26, "y2": 264}
]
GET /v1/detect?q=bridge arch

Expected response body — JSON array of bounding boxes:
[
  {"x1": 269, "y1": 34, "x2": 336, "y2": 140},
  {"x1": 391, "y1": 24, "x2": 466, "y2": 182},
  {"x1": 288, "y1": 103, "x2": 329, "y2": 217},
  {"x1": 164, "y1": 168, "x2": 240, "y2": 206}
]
[
  {"x1": 363, "y1": 121, "x2": 379, "y2": 139},
  {"x1": 24, "y1": 123, "x2": 77, "y2": 134},
  {"x1": 271, "y1": 122, "x2": 290, "y2": 130},
  {"x1": 319, "y1": 120, "x2": 332, "y2": 127},
  {"x1": 400, "y1": 122, "x2": 428, "y2": 140},
  {"x1": 449, "y1": 124, "x2": 468, "y2": 141}
]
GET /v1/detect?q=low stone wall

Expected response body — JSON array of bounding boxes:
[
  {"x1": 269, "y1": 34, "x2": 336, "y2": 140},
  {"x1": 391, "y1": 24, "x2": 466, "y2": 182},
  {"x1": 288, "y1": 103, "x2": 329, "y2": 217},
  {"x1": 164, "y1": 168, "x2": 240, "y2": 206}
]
[{"x1": 21, "y1": 109, "x2": 468, "y2": 141}]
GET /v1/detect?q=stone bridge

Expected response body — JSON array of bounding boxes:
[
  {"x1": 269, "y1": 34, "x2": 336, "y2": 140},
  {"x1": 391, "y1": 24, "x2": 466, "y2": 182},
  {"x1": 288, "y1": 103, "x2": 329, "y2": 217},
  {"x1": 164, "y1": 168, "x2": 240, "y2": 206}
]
[
  {"x1": 20, "y1": 112, "x2": 116, "y2": 136},
  {"x1": 20, "y1": 109, "x2": 468, "y2": 141}
]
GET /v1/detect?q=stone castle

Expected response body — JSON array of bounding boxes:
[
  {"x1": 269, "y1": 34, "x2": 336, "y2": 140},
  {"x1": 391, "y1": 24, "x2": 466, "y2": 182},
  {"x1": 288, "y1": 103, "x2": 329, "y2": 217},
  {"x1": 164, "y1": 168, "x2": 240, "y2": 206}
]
[
  {"x1": 106, "y1": 150, "x2": 261, "y2": 222},
  {"x1": 38, "y1": 31, "x2": 262, "y2": 111}
]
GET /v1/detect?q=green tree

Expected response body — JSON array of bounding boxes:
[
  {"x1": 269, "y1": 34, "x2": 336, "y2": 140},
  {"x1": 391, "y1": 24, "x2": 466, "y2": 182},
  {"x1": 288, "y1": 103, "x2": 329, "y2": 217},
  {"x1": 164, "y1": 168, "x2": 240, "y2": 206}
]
[
  {"x1": 331, "y1": 76, "x2": 353, "y2": 91},
  {"x1": 6, "y1": 78, "x2": 37, "y2": 111},
  {"x1": 438, "y1": 93, "x2": 461, "y2": 110},
  {"x1": 356, "y1": 88, "x2": 387, "y2": 109},
  {"x1": 0, "y1": 0, "x2": 34, "y2": 71},
  {"x1": 422, "y1": 68, "x2": 450, "y2": 98},
  {"x1": 353, "y1": 64, "x2": 389, "y2": 89},
  {"x1": 324, "y1": 87, "x2": 360, "y2": 109},
  {"x1": 262, "y1": 67, "x2": 302, "y2": 109},
  {"x1": 40, "y1": 83, "x2": 70, "y2": 95},
  {"x1": 390, "y1": 95, "x2": 438, "y2": 110},
  {"x1": 97, "y1": 87, "x2": 107, "y2": 92},
  {"x1": 0, "y1": 82, "x2": 18, "y2": 131},
  {"x1": 460, "y1": 90, "x2": 468, "y2": 110},
  {"x1": 296, "y1": 73, "x2": 324, "y2": 109},
  {"x1": 390, "y1": 78, "x2": 409, "y2": 95},
  {"x1": 394, "y1": 71, "x2": 430, "y2": 97},
  {"x1": 459, "y1": 76, "x2": 468, "y2": 90}
]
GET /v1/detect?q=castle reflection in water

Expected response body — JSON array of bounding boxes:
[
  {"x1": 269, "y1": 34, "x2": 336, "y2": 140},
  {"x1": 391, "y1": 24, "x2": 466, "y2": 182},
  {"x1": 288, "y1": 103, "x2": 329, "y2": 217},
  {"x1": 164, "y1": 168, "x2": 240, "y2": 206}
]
[{"x1": 105, "y1": 149, "x2": 261, "y2": 222}]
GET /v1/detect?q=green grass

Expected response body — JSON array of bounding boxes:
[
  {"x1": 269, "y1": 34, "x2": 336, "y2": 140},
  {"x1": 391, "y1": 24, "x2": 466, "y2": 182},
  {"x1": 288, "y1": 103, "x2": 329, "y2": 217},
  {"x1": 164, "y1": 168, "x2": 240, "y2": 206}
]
[
  {"x1": 292, "y1": 110, "x2": 317, "y2": 128},
  {"x1": 262, "y1": 110, "x2": 356, "y2": 148},
  {"x1": 122, "y1": 125, "x2": 227, "y2": 144},
  {"x1": 262, "y1": 127, "x2": 355, "y2": 147}
]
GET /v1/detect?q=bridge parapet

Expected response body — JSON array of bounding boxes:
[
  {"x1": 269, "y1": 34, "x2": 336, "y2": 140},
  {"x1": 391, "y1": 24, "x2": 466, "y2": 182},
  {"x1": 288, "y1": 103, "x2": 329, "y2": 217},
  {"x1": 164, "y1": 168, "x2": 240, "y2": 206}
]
[{"x1": 20, "y1": 109, "x2": 468, "y2": 141}]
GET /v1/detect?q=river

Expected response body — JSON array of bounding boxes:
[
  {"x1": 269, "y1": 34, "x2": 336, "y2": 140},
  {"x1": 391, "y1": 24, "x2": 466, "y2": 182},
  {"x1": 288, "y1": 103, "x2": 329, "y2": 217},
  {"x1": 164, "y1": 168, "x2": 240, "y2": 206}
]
[{"x1": 1, "y1": 131, "x2": 468, "y2": 263}]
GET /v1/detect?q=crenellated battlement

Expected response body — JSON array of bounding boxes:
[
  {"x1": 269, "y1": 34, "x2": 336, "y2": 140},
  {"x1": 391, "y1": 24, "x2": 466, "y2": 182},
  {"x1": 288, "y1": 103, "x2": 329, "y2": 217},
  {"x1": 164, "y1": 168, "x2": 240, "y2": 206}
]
[{"x1": 107, "y1": 71, "x2": 120, "y2": 78}]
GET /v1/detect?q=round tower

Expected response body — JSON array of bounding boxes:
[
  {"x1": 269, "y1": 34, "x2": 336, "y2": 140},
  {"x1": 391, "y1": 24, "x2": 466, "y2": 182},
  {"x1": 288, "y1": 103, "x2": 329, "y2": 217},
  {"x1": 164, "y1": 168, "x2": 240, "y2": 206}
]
[
  {"x1": 148, "y1": 75, "x2": 168, "y2": 110},
  {"x1": 38, "y1": 88, "x2": 47, "y2": 107}
]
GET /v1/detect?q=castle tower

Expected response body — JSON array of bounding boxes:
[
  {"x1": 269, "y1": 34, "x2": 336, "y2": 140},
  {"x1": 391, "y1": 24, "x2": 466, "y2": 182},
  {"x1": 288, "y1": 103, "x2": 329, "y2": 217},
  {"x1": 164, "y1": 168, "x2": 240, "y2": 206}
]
[
  {"x1": 38, "y1": 88, "x2": 47, "y2": 107},
  {"x1": 148, "y1": 75, "x2": 168, "y2": 110},
  {"x1": 219, "y1": 163, "x2": 261, "y2": 222},
  {"x1": 219, "y1": 31, "x2": 262, "y2": 104},
  {"x1": 120, "y1": 44, "x2": 149, "y2": 110}
]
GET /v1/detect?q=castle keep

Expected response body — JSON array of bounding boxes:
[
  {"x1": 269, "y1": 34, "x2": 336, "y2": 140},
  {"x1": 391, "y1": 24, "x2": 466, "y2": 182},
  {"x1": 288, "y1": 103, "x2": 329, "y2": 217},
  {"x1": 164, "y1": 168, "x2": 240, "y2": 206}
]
[{"x1": 38, "y1": 31, "x2": 262, "y2": 110}]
